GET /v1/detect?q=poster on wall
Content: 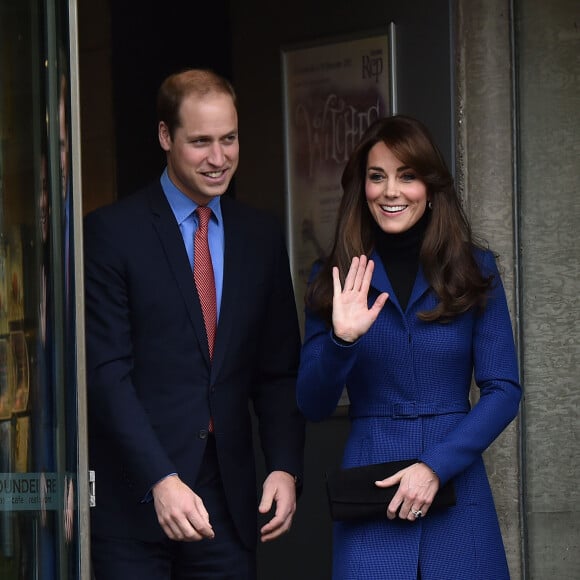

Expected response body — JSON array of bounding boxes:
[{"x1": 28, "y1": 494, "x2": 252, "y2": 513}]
[{"x1": 282, "y1": 25, "x2": 397, "y2": 327}]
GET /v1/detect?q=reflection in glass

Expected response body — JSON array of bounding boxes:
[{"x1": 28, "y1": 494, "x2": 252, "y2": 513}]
[{"x1": 0, "y1": 0, "x2": 80, "y2": 577}]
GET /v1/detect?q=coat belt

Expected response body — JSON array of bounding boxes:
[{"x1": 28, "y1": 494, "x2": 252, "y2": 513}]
[{"x1": 349, "y1": 401, "x2": 470, "y2": 418}]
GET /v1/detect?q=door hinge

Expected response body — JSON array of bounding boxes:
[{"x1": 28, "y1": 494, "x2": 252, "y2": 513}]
[{"x1": 89, "y1": 470, "x2": 96, "y2": 507}]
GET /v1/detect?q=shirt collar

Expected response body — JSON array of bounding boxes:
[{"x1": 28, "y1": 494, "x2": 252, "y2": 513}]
[{"x1": 160, "y1": 168, "x2": 223, "y2": 226}]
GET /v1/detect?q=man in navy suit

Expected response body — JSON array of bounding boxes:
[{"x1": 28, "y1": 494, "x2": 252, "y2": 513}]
[{"x1": 84, "y1": 68, "x2": 305, "y2": 579}]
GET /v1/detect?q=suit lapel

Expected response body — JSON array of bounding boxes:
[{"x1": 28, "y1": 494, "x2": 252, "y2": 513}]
[
  {"x1": 149, "y1": 186, "x2": 212, "y2": 365},
  {"x1": 210, "y1": 197, "x2": 243, "y2": 376}
]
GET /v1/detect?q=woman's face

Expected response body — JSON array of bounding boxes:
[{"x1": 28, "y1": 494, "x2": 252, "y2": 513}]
[{"x1": 365, "y1": 141, "x2": 428, "y2": 234}]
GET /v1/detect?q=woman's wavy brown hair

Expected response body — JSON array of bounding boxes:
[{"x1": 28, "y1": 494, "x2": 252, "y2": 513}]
[{"x1": 305, "y1": 115, "x2": 493, "y2": 325}]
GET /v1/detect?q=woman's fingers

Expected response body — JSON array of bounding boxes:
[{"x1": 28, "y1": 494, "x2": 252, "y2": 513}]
[
  {"x1": 338, "y1": 255, "x2": 371, "y2": 294},
  {"x1": 332, "y1": 255, "x2": 388, "y2": 342},
  {"x1": 342, "y1": 256, "x2": 361, "y2": 291},
  {"x1": 371, "y1": 291, "x2": 389, "y2": 314},
  {"x1": 332, "y1": 266, "x2": 342, "y2": 294},
  {"x1": 352, "y1": 255, "x2": 368, "y2": 291}
]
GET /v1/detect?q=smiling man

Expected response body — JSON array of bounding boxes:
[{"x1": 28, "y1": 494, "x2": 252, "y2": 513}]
[{"x1": 84, "y1": 69, "x2": 305, "y2": 580}]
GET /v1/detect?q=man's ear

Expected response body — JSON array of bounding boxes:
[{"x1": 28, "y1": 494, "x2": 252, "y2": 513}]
[{"x1": 158, "y1": 121, "x2": 171, "y2": 151}]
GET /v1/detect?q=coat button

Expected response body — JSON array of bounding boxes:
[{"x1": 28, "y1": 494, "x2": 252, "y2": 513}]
[{"x1": 198, "y1": 429, "x2": 208, "y2": 439}]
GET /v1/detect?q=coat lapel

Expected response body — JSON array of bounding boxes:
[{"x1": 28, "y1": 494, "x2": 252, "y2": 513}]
[
  {"x1": 149, "y1": 187, "x2": 212, "y2": 365},
  {"x1": 210, "y1": 197, "x2": 244, "y2": 376},
  {"x1": 370, "y1": 250, "x2": 401, "y2": 311},
  {"x1": 407, "y1": 265, "x2": 430, "y2": 310},
  {"x1": 370, "y1": 249, "x2": 431, "y2": 314}
]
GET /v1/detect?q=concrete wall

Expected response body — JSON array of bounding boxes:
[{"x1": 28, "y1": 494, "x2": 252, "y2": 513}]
[
  {"x1": 517, "y1": 0, "x2": 580, "y2": 577},
  {"x1": 455, "y1": 1, "x2": 522, "y2": 576},
  {"x1": 457, "y1": 0, "x2": 580, "y2": 578}
]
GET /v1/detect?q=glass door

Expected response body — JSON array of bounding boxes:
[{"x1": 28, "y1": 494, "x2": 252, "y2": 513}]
[{"x1": 0, "y1": 0, "x2": 87, "y2": 577}]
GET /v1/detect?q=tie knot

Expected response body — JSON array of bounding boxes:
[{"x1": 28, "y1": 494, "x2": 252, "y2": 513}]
[{"x1": 196, "y1": 206, "x2": 212, "y2": 229}]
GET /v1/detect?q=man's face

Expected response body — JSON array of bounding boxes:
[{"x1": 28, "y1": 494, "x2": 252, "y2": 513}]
[{"x1": 159, "y1": 92, "x2": 239, "y2": 205}]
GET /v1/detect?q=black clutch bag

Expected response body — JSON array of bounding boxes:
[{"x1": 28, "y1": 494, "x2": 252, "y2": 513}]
[{"x1": 325, "y1": 459, "x2": 456, "y2": 522}]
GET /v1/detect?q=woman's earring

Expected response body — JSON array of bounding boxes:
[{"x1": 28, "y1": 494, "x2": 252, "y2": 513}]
[{"x1": 428, "y1": 200, "x2": 433, "y2": 210}]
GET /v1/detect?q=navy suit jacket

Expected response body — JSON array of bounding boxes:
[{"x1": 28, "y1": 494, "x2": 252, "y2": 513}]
[{"x1": 84, "y1": 182, "x2": 305, "y2": 548}]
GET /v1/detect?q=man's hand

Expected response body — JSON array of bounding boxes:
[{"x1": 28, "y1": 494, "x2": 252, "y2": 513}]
[
  {"x1": 258, "y1": 471, "x2": 297, "y2": 543},
  {"x1": 152, "y1": 475, "x2": 215, "y2": 541}
]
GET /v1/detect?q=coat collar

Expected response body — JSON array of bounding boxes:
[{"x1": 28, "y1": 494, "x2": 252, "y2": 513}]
[{"x1": 370, "y1": 249, "x2": 430, "y2": 313}]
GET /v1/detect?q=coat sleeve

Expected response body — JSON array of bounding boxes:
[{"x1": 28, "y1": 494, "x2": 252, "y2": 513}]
[
  {"x1": 296, "y1": 263, "x2": 362, "y2": 421},
  {"x1": 84, "y1": 209, "x2": 177, "y2": 496},
  {"x1": 250, "y1": 223, "x2": 306, "y2": 480},
  {"x1": 419, "y1": 251, "x2": 522, "y2": 483}
]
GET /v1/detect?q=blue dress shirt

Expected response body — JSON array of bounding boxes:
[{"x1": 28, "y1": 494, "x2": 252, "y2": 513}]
[{"x1": 161, "y1": 168, "x2": 224, "y2": 318}]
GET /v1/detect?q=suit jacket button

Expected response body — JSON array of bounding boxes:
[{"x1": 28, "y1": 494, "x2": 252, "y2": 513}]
[{"x1": 198, "y1": 429, "x2": 208, "y2": 439}]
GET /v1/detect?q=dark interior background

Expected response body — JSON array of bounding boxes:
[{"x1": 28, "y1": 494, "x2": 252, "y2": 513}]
[
  {"x1": 110, "y1": 0, "x2": 453, "y2": 207},
  {"x1": 107, "y1": 1, "x2": 453, "y2": 577},
  {"x1": 109, "y1": 0, "x2": 233, "y2": 196}
]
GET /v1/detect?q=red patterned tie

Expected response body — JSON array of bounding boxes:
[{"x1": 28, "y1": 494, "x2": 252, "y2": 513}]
[
  {"x1": 194, "y1": 206, "x2": 217, "y2": 360},
  {"x1": 194, "y1": 206, "x2": 216, "y2": 432}
]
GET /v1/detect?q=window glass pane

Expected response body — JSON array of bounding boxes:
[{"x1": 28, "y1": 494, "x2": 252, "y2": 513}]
[{"x1": 0, "y1": 0, "x2": 80, "y2": 577}]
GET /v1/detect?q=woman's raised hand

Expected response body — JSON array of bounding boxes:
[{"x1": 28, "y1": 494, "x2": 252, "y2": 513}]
[{"x1": 332, "y1": 255, "x2": 389, "y2": 343}]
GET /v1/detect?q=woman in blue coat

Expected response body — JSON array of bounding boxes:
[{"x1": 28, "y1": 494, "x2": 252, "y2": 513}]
[{"x1": 296, "y1": 115, "x2": 521, "y2": 579}]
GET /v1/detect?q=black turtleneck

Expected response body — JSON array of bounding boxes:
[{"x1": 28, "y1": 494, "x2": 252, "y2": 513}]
[{"x1": 374, "y1": 210, "x2": 429, "y2": 311}]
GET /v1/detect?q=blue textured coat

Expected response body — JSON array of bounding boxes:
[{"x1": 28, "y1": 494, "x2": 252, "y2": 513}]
[{"x1": 297, "y1": 248, "x2": 521, "y2": 579}]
